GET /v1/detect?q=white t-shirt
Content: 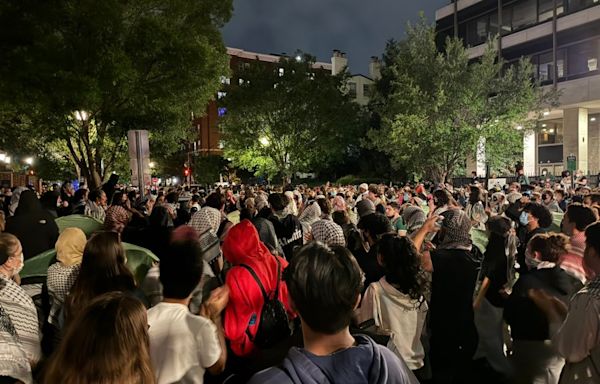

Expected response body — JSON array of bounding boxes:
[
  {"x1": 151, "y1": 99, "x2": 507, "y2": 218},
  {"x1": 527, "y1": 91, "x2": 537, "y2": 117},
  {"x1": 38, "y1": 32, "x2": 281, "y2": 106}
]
[{"x1": 148, "y1": 302, "x2": 221, "y2": 384}]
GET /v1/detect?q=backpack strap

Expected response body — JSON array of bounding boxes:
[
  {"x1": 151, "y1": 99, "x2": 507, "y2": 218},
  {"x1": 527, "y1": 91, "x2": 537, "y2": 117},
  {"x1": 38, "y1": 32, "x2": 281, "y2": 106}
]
[{"x1": 239, "y1": 264, "x2": 268, "y2": 302}]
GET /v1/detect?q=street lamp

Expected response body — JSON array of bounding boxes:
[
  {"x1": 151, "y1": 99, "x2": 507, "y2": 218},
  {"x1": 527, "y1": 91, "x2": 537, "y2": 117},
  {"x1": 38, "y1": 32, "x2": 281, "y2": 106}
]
[
  {"x1": 24, "y1": 157, "x2": 34, "y2": 166},
  {"x1": 4, "y1": 156, "x2": 11, "y2": 164},
  {"x1": 149, "y1": 161, "x2": 156, "y2": 169}
]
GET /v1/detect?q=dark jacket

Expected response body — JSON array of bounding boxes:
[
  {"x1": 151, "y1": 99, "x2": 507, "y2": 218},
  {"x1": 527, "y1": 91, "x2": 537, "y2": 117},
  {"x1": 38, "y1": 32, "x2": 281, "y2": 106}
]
[
  {"x1": 268, "y1": 214, "x2": 303, "y2": 261},
  {"x1": 504, "y1": 267, "x2": 582, "y2": 341},
  {"x1": 248, "y1": 334, "x2": 418, "y2": 384},
  {"x1": 5, "y1": 190, "x2": 60, "y2": 260}
]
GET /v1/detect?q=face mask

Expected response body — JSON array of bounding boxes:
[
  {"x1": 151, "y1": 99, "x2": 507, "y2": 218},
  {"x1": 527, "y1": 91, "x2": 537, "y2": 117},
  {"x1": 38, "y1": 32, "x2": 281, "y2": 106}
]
[
  {"x1": 403, "y1": 193, "x2": 410, "y2": 201},
  {"x1": 519, "y1": 211, "x2": 529, "y2": 226},
  {"x1": 525, "y1": 249, "x2": 540, "y2": 270}
]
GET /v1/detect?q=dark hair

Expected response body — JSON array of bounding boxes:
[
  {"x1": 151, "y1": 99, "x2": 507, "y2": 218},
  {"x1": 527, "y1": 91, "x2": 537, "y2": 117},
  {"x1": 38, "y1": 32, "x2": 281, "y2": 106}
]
[
  {"x1": 469, "y1": 186, "x2": 482, "y2": 205},
  {"x1": 111, "y1": 191, "x2": 127, "y2": 207},
  {"x1": 165, "y1": 192, "x2": 178, "y2": 204},
  {"x1": 65, "y1": 232, "x2": 135, "y2": 321},
  {"x1": 523, "y1": 203, "x2": 553, "y2": 228},
  {"x1": 357, "y1": 213, "x2": 393, "y2": 238},
  {"x1": 332, "y1": 210, "x2": 350, "y2": 226},
  {"x1": 565, "y1": 203, "x2": 597, "y2": 231},
  {"x1": 377, "y1": 235, "x2": 428, "y2": 302},
  {"x1": 590, "y1": 193, "x2": 600, "y2": 205},
  {"x1": 268, "y1": 193, "x2": 288, "y2": 212},
  {"x1": 160, "y1": 240, "x2": 204, "y2": 299},
  {"x1": 487, "y1": 215, "x2": 511, "y2": 237},
  {"x1": 191, "y1": 195, "x2": 200, "y2": 203},
  {"x1": 528, "y1": 233, "x2": 569, "y2": 263},
  {"x1": 205, "y1": 192, "x2": 225, "y2": 210},
  {"x1": 73, "y1": 188, "x2": 88, "y2": 202},
  {"x1": 585, "y1": 222, "x2": 600, "y2": 257},
  {"x1": 239, "y1": 207, "x2": 254, "y2": 221},
  {"x1": 88, "y1": 189, "x2": 104, "y2": 203},
  {"x1": 316, "y1": 197, "x2": 331, "y2": 215},
  {"x1": 284, "y1": 242, "x2": 363, "y2": 334},
  {"x1": 433, "y1": 189, "x2": 451, "y2": 207}
]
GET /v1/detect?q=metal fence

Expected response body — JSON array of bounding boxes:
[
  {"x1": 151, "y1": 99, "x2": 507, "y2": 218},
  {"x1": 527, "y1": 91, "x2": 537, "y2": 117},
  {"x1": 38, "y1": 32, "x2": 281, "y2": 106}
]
[{"x1": 451, "y1": 174, "x2": 600, "y2": 188}]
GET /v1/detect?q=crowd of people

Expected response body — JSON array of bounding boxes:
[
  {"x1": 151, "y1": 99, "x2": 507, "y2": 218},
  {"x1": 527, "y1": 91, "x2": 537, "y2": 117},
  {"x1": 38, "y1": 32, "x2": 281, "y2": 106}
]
[{"x1": 0, "y1": 173, "x2": 599, "y2": 383}]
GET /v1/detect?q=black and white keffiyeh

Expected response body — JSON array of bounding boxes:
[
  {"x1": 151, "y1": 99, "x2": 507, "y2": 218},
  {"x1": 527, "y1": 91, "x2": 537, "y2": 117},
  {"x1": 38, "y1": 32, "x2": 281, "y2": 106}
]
[
  {"x1": 47, "y1": 263, "x2": 81, "y2": 326},
  {"x1": 311, "y1": 219, "x2": 346, "y2": 247}
]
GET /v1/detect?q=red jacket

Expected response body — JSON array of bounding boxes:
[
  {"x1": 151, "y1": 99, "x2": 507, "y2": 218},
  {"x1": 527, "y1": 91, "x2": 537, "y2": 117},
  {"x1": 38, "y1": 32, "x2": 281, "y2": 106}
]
[{"x1": 222, "y1": 220, "x2": 295, "y2": 357}]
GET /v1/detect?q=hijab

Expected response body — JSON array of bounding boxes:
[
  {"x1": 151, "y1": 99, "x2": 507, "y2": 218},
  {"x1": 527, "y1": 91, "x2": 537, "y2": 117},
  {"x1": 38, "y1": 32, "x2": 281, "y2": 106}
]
[{"x1": 55, "y1": 228, "x2": 87, "y2": 267}]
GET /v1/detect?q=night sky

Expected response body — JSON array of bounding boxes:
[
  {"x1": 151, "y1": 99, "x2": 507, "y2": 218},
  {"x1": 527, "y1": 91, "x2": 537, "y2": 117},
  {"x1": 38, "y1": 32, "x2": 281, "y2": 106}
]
[{"x1": 222, "y1": 0, "x2": 449, "y2": 75}]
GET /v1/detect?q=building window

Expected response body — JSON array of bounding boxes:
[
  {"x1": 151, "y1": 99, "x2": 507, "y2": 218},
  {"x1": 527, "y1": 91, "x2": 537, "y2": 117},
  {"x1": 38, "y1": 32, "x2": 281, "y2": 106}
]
[
  {"x1": 567, "y1": 0, "x2": 600, "y2": 12},
  {"x1": 363, "y1": 84, "x2": 373, "y2": 98},
  {"x1": 566, "y1": 39, "x2": 600, "y2": 76},
  {"x1": 538, "y1": 0, "x2": 564, "y2": 22},
  {"x1": 278, "y1": 68, "x2": 284, "y2": 77},
  {"x1": 220, "y1": 76, "x2": 230, "y2": 85},
  {"x1": 217, "y1": 91, "x2": 227, "y2": 99},
  {"x1": 511, "y1": 0, "x2": 537, "y2": 30},
  {"x1": 538, "y1": 120, "x2": 563, "y2": 145},
  {"x1": 348, "y1": 82, "x2": 357, "y2": 98}
]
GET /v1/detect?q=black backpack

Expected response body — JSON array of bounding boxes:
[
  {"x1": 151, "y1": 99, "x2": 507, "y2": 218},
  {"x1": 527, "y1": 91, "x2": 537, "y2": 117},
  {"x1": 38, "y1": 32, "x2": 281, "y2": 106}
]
[{"x1": 240, "y1": 257, "x2": 291, "y2": 349}]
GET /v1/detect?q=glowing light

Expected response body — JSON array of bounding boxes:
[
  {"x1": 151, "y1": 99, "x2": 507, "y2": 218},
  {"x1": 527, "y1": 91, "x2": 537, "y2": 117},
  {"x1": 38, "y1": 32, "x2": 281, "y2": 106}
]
[
  {"x1": 74, "y1": 110, "x2": 88, "y2": 121},
  {"x1": 259, "y1": 136, "x2": 270, "y2": 146},
  {"x1": 543, "y1": 111, "x2": 550, "y2": 116},
  {"x1": 516, "y1": 125, "x2": 523, "y2": 130}
]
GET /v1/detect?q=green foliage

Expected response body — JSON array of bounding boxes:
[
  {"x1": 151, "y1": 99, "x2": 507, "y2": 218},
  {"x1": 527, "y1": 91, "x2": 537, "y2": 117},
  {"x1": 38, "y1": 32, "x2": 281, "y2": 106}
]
[
  {"x1": 193, "y1": 155, "x2": 228, "y2": 184},
  {"x1": 0, "y1": 0, "x2": 232, "y2": 187},
  {"x1": 368, "y1": 18, "x2": 557, "y2": 182},
  {"x1": 219, "y1": 54, "x2": 366, "y2": 182}
]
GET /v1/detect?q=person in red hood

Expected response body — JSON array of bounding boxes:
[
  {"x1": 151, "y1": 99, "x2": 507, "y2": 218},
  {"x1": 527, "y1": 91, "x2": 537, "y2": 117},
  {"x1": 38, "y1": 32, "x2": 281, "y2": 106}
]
[{"x1": 222, "y1": 219, "x2": 295, "y2": 358}]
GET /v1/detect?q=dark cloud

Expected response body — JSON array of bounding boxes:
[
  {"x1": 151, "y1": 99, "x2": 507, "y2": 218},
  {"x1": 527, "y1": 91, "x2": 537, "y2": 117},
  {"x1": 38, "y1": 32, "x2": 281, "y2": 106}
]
[{"x1": 222, "y1": 0, "x2": 448, "y2": 74}]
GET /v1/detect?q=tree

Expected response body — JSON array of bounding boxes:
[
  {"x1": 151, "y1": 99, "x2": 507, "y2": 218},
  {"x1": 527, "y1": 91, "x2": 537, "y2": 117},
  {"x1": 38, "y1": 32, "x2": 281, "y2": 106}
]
[
  {"x1": 219, "y1": 54, "x2": 365, "y2": 183},
  {"x1": 367, "y1": 18, "x2": 557, "y2": 183},
  {"x1": 0, "y1": 0, "x2": 232, "y2": 188}
]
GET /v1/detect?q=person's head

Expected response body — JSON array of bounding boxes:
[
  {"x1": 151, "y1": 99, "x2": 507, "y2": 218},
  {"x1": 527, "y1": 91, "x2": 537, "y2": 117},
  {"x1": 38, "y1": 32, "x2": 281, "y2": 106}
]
[
  {"x1": 62, "y1": 181, "x2": 74, "y2": 196},
  {"x1": 316, "y1": 196, "x2": 331, "y2": 216},
  {"x1": 43, "y1": 292, "x2": 155, "y2": 384},
  {"x1": 268, "y1": 192, "x2": 288, "y2": 213},
  {"x1": 0, "y1": 233, "x2": 23, "y2": 279},
  {"x1": 433, "y1": 189, "x2": 452, "y2": 207},
  {"x1": 331, "y1": 209, "x2": 350, "y2": 227},
  {"x1": 367, "y1": 184, "x2": 379, "y2": 201},
  {"x1": 521, "y1": 203, "x2": 553, "y2": 231},
  {"x1": 584, "y1": 222, "x2": 600, "y2": 275},
  {"x1": 527, "y1": 233, "x2": 569, "y2": 264},
  {"x1": 402, "y1": 205, "x2": 426, "y2": 234},
  {"x1": 160, "y1": 237, "x2": 204, "y2": 299},
  {"x1": 66, "y1": 232, "x2": 134, "y2": 320},
  {"x1": 311, "y1": 220, "x2": 346, "y2": 247},
  {"x1": 284, "y1": 242, "x2": 363, "y2": 334},
  {"x1": 486, "y1": 215, "x2": 511, "y2": 240},
  {"x1": 55, "y1": 227, "x2": 87, "y2": 267},
  {"x1": 104, "y1": 205, "x2": 131, "y2": 233},
  {"x1": 73, "y1": 188, "x2": 88, "y2": 203},
  {"x1": 541, "y1": 189, "x2": 554, "y2": 203},
  {"x1": 89, "y1": 189, "x2": 107, "y2": 206},
  {"x1": 149, "y1": 205, "x2": 170, "y2": 228},
  {"x1": 385, "y1": 201, "x2": 400, "y2": 219},
  {"x1": 357, "y1": 213, "x2": 393, "y2": 246},
  {"x1": 165, "y1": 192, "x2": 178, "y2": 205},
  {"x1": 468, "y1": 186, "x2": 482, "y2": 205},
  {"x1": 358, "y1": 183, "x2": 368, "y2": 194},
  {"x1": 437, "y1": 209, "x2": 472, "y2": 250},
  {"x1": 205, "y1": 192, "x2": 225, "y2": 211},
  {"x1": 377, "y1": 235, "x2": 428, "y2": 301},
  {"x1": 111, "y1": 191, "x2": 128, "y2": 206},
  {"x1": 562, "y1": 203, "x2": 598, "y2": 236},
  {"x1": 356, "y1": 199, "x2": 375, "y2": 219},
  {"x1": 554, "y1": 189, "x2": 565, "y2": 202}
]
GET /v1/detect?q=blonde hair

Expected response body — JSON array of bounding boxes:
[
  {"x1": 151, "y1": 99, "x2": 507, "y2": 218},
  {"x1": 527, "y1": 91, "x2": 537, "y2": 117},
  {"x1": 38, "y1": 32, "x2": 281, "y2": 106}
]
[{"x1": 43, "y1": 292, "x2": 155, "y2": 384}]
